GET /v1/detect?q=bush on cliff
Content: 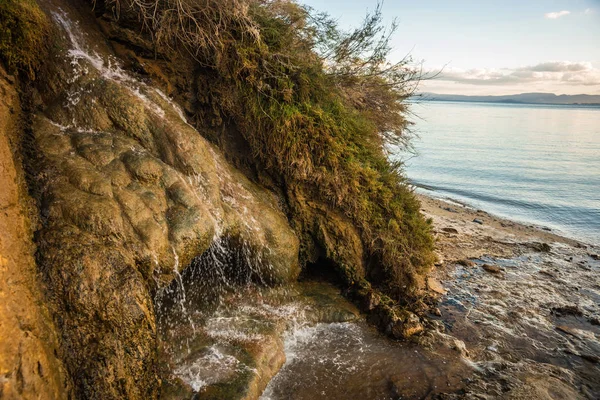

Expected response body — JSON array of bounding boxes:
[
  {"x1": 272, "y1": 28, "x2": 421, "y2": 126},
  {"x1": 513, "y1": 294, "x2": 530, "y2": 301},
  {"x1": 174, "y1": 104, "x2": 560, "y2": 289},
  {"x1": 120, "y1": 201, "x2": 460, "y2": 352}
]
[
  {"x1": 98, "y1": 0, "x2": 435, "y2": 301},
  {"x1": 0, "y1": 0, "x2": 49, "y2": 78}
]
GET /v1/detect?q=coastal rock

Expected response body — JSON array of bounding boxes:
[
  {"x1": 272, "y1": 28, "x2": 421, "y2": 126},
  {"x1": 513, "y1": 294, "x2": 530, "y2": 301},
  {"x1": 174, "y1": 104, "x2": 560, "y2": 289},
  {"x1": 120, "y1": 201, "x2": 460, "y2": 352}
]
[
  {"x1": 451, "y1": 339, "x2": 469, "y2": 358},
  {"x1": 531, "y1": 242, "x2": 552, "y2": 252},
  {"x1": 0, "y1": 66, "x2": 71, "y2": 399},
  {"x1": 551, "y1": 305, "x2": 583, "y2": 317},
  {"x1": 580, "y1": 354, "x2": 600, "y2": 364},
  {"x1": 427, "y1": 277, "x2": 447, "y2": 295},
  {"x1": 538, "y1": 270, "x2": 556, "y2": 278},
  {"x1": 473, "y1": 218, "x2": 484, "y2": 225},
  {"x1": 24, "y1": 6, "x2": 299, "y2": 399},
  {"x1": 556, "y1": 325, "x2": 596, "y2": 340},
  {"x1": 442, "y1": 227, "x2": 459, "y2": 234},
  {"x1": 502, "y1": 373, "x2": 581, "y2": 400},
  {"x1": 433, "y1": 251, "x2": 445, "y2": 266},
  {"x1": 457, "y1": 259, "x2": 476, "y2": 267},
  {"x1": 556, "y1": 325, "x2": 580, "y2": 338},
  {"x1": 390, "y1": 310, "x2": 424, "y2": 339},
  {"x1": 482, "y1": 264, "x2": 503, "y2": 274}
]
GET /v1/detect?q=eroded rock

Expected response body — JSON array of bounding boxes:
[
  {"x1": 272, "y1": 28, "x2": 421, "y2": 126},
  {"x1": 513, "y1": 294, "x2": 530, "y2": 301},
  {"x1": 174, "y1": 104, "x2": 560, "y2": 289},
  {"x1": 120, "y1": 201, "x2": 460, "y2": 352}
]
[
  {"x1": 0, "y1": 66, "x2": 71, "y2": 399},
  {"x1": 25, "y1": 6, "x2": 300, "y2": 399},
  {"x1": 481, "y1": 264, "x2": 503, "y2": 274}
]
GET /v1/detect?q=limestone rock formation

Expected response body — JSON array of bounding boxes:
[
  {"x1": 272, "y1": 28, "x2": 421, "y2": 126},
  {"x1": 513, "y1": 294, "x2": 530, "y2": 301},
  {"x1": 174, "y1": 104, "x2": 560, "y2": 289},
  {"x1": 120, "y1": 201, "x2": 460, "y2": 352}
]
[
  {"x1": 0, "y1": 65, "x2": 70, "y2": 399},
  {"x1": 3, "y1": 2, "x2": 299, "y2": 398}
]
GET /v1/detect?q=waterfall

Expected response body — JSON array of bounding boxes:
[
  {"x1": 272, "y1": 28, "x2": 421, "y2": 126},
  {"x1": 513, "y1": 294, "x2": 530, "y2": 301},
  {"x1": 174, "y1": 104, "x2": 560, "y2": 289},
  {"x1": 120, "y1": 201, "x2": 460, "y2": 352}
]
[{"x1": 48, "y1": 7, "x2": 302, "y2": 396}]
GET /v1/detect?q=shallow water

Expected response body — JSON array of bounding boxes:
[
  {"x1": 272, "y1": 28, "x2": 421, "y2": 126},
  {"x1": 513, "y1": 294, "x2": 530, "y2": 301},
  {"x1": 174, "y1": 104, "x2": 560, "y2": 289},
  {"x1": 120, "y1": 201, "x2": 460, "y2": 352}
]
[
  {"x1": 399, "y1": 101, "x2": 600, "y2": 245},
  {"x1": 159, "y1": 274, "x2": 472, "y2": 399},
  {"x1": 438, "y1": 244, "x2": 600, "y2": 398},
  {"x1": 261, "y1": 321, "x2": 469, "y2": 400}
]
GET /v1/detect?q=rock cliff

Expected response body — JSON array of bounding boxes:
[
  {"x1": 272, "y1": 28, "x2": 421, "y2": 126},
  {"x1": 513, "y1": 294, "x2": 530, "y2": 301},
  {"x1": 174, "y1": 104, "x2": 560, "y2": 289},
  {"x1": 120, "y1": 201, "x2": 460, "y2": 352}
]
[
  {"x1": 0, "y1": 0, "x2": 434, "y2": 398},
  {"x1": 2, "y1": 1, "x2": 298, "y2": 398}
]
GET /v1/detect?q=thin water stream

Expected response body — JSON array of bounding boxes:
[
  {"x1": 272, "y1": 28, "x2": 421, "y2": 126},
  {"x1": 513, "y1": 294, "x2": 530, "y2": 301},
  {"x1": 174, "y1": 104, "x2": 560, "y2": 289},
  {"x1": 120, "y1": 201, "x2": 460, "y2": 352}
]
[{"x1": 261, "y1": 321, "x2": 470, "y2": 400}]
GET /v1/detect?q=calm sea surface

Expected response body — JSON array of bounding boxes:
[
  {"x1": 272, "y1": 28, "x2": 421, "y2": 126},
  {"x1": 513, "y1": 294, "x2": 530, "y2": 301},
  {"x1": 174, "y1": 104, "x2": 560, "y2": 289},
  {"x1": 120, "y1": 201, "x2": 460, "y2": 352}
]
[{"x1": 398, "y1": 101, "x2": 600, "y2": 245}]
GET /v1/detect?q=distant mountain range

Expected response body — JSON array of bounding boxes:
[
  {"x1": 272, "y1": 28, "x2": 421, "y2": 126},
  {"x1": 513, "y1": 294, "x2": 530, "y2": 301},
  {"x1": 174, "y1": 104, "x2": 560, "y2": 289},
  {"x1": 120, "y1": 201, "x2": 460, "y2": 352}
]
[{"x1": 419, "y1": 92, "x2": 600, "y2": 106}]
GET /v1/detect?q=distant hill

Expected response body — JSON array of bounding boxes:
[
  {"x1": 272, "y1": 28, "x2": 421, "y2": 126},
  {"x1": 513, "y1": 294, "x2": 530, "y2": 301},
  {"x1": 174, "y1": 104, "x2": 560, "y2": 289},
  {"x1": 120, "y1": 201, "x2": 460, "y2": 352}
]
[{"x1": 419, "y1": 92, "x2": 600, "y2": 106}]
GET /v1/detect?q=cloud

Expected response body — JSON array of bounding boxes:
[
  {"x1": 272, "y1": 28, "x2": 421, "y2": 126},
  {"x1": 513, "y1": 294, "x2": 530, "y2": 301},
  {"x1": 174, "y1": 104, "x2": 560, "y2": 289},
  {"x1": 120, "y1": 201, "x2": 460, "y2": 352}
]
[
  {"x1": 544, "y1": 10, "x2": 570, "y2": 19},
  {"x1": 433, "y1": 61, "x2": 600, "y2": 87},
  {"x1": 522, "y1": 61, "x2": 592, "y2": 72},
  {"x1": 584, "y1": 8, "x2": 594, "y2": 15}
]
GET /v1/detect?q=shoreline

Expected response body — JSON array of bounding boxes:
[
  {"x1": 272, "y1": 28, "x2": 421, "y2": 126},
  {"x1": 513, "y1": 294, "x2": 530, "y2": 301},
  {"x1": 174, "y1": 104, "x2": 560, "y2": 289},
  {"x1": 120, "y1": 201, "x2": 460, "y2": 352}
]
[
  {"x1": 414, "y1": 186, "x2": 600, "y2": 247},
  {"x1": 418, "y1": 192, "x2": 600, "y2": 398},
  {"x1": 417, "y1": 190, "x2": 596, "y2": 281},
  {"x1": 417, "y1": 192, "x2": 589, "y2": 263}
]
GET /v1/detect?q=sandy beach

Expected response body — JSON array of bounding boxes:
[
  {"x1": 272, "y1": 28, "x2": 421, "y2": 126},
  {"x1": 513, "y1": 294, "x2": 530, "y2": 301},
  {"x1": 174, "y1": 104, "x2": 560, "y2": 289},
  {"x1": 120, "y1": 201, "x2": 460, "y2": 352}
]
[
  {"x1": 418, "y1": 193, "x2": 600, "y2": 399},
  {"x1": 418, "y1": 193, "x2": 586, "y2": 262}
]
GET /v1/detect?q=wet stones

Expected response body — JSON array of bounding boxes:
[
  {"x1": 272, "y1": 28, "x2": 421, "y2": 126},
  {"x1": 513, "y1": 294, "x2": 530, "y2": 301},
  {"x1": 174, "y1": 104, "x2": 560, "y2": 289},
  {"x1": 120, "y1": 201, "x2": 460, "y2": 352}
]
[
  {"x1": 456, "y1": 259, "x2": 476, "y2": 267},
  {"x1": 556, "y1": 325, "x2": 581, "y2": 338},
  {"x1": 531, "y1": 242, "x2": 552, "y2": 252},
  {"x1": 551, "y1": 305, "x2": 584, "y2": 318},
  {"x1": 390, "y1": 310, "x2": 424, "y2": 339},
  {"x1": 481, "y1": 264, "x2": 503, "y2": 274},
  {"x1": 361, "y1": 296, "x2": 424, "y2": 340},
  {"x1": 580, "y1": 354, "x2": 600, "y2": 364},
  {"x1": 427, "y1": 277, "x2": 447, "y2": 295},
  {"x1": 359, "y1": 290, "x2": 381, "y2": 311},
  {"x1": 538, "y1": 270, "x2": 557, "y2": 278},
  {"x1": 434, "y1": 254, "x2": 445, "y2": 267},
  {"x1": 473, "y1": 218, "x2": 483, "y2": 225},
  {"x1": 589, "y1": 315, "x2": 600, "y2": 326}
]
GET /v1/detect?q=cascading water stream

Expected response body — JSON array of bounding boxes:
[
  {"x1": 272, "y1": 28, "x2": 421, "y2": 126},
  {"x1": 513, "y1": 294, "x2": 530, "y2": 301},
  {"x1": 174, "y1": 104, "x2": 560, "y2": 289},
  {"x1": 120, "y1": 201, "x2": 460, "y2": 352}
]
[
  {"x1": 46, "y1": 9, "x2": 476, "y2": 399},
  {"x1": 49, "y1": 8, "x2": 306, "y2": 394},
  {"x1": 46, "y1": 10, "x2": 470, "y2": 398}
]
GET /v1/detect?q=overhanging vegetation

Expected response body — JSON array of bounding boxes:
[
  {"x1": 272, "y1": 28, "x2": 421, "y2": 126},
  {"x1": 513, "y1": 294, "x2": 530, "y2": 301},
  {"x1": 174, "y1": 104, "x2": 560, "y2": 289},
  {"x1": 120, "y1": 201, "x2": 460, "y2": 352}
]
[{"x1": 97, "y1": 0, "x2": 435, "y2": 300}]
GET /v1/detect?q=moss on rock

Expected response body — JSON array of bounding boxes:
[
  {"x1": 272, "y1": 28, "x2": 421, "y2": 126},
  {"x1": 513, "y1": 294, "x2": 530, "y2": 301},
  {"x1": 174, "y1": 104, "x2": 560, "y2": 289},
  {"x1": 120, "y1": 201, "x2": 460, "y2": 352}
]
[
  {"x1": 0, "y1": 0, "x2": 49, "y2": 78},
  {"x1": 90, "y1": 0, "x2": 435, "y2": 306}
]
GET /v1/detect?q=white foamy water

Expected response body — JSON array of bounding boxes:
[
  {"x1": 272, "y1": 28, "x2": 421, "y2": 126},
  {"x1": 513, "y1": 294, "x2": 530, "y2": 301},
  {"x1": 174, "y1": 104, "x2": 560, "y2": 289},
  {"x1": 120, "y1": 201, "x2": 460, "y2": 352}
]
[
  {"x1": 174, "y1": 345, "x2": 243, "y2": 392},
  {"x1": 261, "y1": 320, "x2": 469, "y2": 400}
]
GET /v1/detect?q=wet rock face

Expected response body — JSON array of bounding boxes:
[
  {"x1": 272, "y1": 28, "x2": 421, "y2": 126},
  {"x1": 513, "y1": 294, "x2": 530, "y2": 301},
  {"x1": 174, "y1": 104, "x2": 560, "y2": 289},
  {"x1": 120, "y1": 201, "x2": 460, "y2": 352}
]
[
  {"x1": 27, "y1": 5, "x2": 299, "y2": 399},
  {"x1": 0, "y1": 66, "x2": 70, "y2": 400},
  {"x1": 158, "y1": 281, "x2": 360, "y2": 400}
]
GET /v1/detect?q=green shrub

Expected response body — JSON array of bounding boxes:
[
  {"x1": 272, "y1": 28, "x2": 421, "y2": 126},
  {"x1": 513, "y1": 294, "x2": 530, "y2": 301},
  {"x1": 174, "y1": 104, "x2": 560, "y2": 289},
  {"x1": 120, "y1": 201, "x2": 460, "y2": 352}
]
[
  {"x1": 102, "y1": 0, "x2": 435, "y2": 299},
  {"x1": 0, "y1": 0, "x2": 49, "y2": 78}
]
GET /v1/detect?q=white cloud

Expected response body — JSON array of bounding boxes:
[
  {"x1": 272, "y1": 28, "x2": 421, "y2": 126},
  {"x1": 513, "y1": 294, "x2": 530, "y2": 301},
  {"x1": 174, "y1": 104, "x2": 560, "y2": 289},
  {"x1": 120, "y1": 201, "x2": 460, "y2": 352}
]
[
  {"x1": 584, "y1": 8, "x2": 594, "y2": 15},
  {"x1": 431, "y1": 61, "x2": 600, "y2": 88},
  {"x1": 521, "y1": 61, "x2": 593, "y2": 73},
  {"x1": 544, "y1": 10, "x2": 570, "y2": 19}
]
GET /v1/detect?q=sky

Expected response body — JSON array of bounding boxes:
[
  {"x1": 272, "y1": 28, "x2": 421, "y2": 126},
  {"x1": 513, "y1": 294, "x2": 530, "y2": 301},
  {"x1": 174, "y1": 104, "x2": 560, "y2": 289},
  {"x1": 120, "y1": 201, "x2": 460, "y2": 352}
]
[{"x1": 299, "y1": 0, "x2": 600, "y2": 95}]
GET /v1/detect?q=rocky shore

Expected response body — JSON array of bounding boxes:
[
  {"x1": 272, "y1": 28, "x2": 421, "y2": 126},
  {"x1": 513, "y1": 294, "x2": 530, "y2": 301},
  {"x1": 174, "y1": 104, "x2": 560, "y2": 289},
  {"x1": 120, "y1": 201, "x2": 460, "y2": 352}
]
[
  {"x1": 1, "y1": 1, "x2": 597, "y2": 398},
  {"x1": 419, "y1": 193, "x2": 600, "y2": 399}
]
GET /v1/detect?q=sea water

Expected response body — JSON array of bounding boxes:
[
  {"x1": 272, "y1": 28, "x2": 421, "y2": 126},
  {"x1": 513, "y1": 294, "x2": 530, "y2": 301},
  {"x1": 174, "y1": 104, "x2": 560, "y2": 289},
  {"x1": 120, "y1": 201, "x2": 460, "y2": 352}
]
[{"x1": 399, "y1": 101, "x2": 600, "y2": 245}]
